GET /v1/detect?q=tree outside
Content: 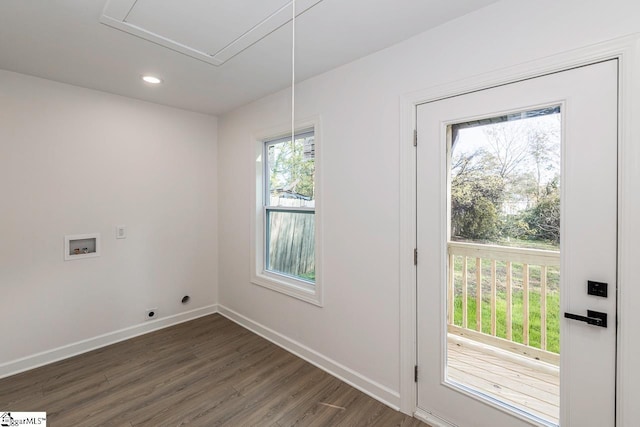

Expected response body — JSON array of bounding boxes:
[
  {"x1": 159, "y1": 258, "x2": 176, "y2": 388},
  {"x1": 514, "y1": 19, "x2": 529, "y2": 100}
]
[
  {"x1": 268, "y1": 134, "x2": 315, "y2": 206},
  {"x1": 449, "y1": 109, "x2": 562, "y2": 354},
  {"x1": 450, "y1": 109, "x2": 561, "y2": 248}
]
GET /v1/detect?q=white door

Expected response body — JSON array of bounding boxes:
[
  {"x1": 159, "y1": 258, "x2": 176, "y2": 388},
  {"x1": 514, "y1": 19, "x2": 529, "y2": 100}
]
[{"x1": 416, "y1": 60, "x2": 617, "y2": 427}]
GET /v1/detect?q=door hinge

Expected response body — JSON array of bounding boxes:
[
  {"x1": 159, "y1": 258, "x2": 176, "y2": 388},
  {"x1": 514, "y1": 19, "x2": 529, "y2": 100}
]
[
  {"x1": 413, "y1": 129, "x2": 417, "y2": 147},
  {"x1": 414, "y1": 365, "x2": 418, "y2": 382},
  {"x1": 414, "y1": 248, "x2": 418, "y2": 265}
]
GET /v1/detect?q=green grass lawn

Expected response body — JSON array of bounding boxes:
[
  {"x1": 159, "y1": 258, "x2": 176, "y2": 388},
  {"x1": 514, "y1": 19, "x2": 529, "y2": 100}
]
[
  {"x1": 299, "y1": 270, "x2": 315, "y2": 281},
  {"x1": 454, "y1": 251, "x2": 560, "y2": 353},
  {"x1": 454, "y1": 236, "x2": 559, "y2": 251},
  {"x1": 453, "y1": 256, "x2": 560, "y2": 291},
  {"x1": 453, "y1": 290, "x2": 560, "y2": 354},
  {"x1": 449, "y1": 240, "x2": 561, "y2": 354}
]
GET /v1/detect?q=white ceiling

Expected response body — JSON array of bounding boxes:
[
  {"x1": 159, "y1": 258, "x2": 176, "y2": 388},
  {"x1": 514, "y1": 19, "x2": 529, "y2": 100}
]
[
  {"x1": 124, "y1": 0, "x2": 294, "y2": 56},
  {"x1": 0, "y1": 0, "x2": 498, "y2": 115}
]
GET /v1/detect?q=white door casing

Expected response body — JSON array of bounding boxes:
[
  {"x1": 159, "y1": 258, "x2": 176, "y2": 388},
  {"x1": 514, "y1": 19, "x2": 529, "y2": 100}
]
[{"x1": 415, "y1": 60, "x2": 617, "y2": 427}]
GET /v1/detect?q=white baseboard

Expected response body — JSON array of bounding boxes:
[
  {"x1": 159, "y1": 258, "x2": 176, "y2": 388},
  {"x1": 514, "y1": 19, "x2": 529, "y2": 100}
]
[
  {"x1": 3, "y1": 303, "x2": 403, "y2": 415},
  {"x1": 0, "y1": 304, "x2": 219, "y2": 379},
  {"x1": 414, "y1": 408, "x2": 458, "y2": 427},
  {"x1": 217, "y1": 304, "x2": 401, "y2": 411}
]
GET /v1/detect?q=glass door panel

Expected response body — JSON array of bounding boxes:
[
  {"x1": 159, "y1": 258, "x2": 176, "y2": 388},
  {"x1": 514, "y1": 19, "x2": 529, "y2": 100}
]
[{"x1": 446, "y1": 107, "x2": 561, "y2": 425}]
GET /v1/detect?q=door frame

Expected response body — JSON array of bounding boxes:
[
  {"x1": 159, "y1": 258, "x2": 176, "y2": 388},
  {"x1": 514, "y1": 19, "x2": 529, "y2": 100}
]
[{"x1": 399, "y1": 34, "x2": 640, "y2": 426}]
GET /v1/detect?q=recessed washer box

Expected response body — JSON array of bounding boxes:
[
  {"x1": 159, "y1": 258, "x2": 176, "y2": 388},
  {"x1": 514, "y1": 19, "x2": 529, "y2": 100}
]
[{"x1": 64, "y1": 233, "x2": 101, "y2": 261}]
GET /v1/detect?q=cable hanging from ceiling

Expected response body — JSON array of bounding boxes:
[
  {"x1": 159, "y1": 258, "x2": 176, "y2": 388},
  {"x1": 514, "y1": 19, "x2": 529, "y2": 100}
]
[{"x1": 291, "y1": 0, "x2": 296, "y2": 144}]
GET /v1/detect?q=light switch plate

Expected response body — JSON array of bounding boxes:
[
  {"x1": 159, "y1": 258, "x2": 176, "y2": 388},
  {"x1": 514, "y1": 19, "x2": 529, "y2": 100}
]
[{"x1": 116, "y1": 225, "x2": 127, "y2": 239}]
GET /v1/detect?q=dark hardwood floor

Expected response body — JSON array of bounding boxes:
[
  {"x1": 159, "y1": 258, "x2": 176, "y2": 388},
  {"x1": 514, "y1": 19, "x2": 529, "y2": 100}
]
[{"x1": 0, "y1": 314, "x2": 429, "y2": 426}]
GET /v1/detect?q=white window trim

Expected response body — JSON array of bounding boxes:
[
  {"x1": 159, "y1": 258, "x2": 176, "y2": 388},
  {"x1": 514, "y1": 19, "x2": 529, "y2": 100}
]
[{"x1": 251, "y1": 116, "x2": 323, "y2": 306}]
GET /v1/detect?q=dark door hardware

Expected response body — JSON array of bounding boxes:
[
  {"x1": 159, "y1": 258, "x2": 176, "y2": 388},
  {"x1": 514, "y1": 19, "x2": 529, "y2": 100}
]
[
  {"x1": 564, "y1": 310, "x2": 607, "y2": 328},
  {"x1": 587, "y1": 280, "x2": 608, "y2": 298}
]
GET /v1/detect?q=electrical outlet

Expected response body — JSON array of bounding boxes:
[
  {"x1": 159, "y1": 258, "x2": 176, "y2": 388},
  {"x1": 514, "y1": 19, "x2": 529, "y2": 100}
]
[{"x1": 145, "y1": 308, "x2": 158, "y2": 321}]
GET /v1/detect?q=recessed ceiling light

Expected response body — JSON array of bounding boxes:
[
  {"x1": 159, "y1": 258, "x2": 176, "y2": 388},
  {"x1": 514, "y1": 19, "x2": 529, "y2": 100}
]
[{"x1": 141, "y1": 75, "x2": 162, "y2": 84}]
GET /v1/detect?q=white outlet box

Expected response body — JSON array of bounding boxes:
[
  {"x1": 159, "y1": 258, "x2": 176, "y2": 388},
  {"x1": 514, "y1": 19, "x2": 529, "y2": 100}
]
[
  {"x1": 145, "y1": 308, "x2": 158, "y2": 321},
  {"x1": 64, "y1": 233, "x2": 101, "y2": 261}
]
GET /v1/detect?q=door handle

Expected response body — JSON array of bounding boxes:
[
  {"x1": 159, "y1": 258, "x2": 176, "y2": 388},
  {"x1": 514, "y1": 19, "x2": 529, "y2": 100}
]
[{"x1": 564, "y1": 310, "x2": 607, "y2": 328}]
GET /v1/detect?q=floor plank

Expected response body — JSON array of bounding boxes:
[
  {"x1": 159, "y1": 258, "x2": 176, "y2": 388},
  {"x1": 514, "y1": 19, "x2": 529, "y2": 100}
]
[{"x1": 0, "y1": 314, "x2": 428, "y2": 427}]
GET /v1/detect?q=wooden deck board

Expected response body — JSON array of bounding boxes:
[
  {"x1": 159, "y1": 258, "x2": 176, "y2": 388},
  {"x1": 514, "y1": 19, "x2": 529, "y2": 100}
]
[
  {"x1": 448, "y1": 343, "x2": 559, "y2": 398},
  {"x1": 447, "y1": 334, "x2": 559, "y2": 424}
]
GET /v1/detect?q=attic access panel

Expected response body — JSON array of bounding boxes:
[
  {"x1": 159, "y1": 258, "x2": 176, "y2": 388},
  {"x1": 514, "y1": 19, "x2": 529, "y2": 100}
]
[{"x1": 100, "y1": 0, "x2": 323, "y2": 66}]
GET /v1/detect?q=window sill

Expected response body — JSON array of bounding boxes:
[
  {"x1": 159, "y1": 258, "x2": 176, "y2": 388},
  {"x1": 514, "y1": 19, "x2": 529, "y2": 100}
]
[{"x1": 251, "y1": 271, "x2": 323, "y2": 307}]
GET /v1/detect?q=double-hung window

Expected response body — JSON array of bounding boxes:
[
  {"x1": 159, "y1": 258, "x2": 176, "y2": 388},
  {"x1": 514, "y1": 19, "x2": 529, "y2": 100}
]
[{"x1": 253, "y1": 126, "x2": 321, "y2": 305}]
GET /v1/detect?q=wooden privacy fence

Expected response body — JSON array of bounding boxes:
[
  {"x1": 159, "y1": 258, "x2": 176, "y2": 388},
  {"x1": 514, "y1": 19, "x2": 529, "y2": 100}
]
[
  {"x1": 268, "y1": 211, "x2": 315, "y2": 277},
  {"x1": 447, "y1": 241, "x2": 560, "y2": 365}
]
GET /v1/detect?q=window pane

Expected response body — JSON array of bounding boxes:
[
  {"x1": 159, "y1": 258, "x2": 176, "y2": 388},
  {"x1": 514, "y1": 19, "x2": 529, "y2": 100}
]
[
  {"x1": 267, "y1": 133, "x2": 315, "y2": 208},
  {"x1": 450, "y1": 106, "x2": 561, "y2": 250},
  {"x1": 266, "y1": 210, "x2": 315, "y2": 283},
  {"x1": 446, "y1": 107, "x2": 561, "y2": 423}
]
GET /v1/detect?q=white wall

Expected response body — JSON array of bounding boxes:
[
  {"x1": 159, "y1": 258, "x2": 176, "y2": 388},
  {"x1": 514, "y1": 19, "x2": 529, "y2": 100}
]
[
  {"x1": 218, "y1": 0, "x2": 640, "y2": 419},
  {"x1": 0, "y1": 70, "x2": 218, "y2": 369}
]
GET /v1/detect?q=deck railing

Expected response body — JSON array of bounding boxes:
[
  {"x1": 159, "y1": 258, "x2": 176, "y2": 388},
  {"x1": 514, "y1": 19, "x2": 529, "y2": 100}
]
[{"x1": 447, "y1": 241, "x2": 560, "y2": 366}]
